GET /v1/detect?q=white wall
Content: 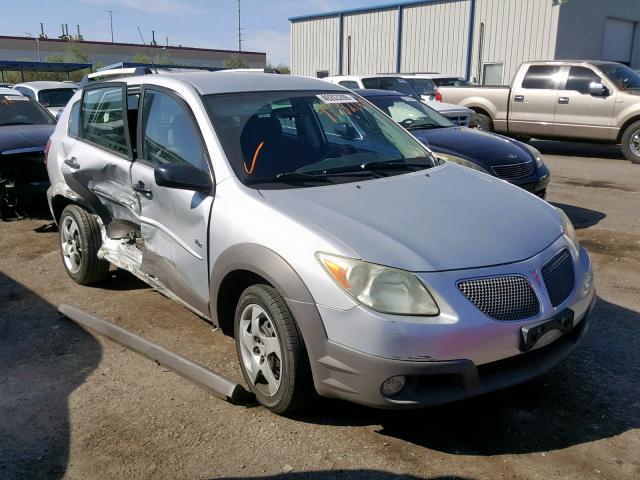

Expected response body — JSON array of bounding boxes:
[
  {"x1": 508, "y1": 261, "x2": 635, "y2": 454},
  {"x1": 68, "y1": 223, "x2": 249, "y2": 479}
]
[
  {"x1": 342, "y1": 9, "x2": 399, "y2": 75},
  {"x1": 291, "y1": 16, "x2": 340, "y2": 76}
]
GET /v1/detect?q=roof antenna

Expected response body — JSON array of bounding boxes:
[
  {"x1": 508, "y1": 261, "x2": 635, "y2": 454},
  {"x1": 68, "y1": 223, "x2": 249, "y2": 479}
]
[{"x1": 136, "y1": 26, "x2": 158, "y2": 74}]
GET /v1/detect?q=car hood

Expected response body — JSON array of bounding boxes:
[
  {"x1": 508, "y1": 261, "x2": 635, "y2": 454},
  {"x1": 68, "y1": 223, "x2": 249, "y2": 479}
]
[
  {"x1": 259, "y1": 163, "x2": 562, "y2": 272},
  {"x1": 422, "y1": 101, "x2": 473, "y2": 114},
  {"x1": 0, "y1": 124, "x2": 54, "y2": 154},
  {"x1": 412, "y1": 127, "x2": 534, "y2": 167}
]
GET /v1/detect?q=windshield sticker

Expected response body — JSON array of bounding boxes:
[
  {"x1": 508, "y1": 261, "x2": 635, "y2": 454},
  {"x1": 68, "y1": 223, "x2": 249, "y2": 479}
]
[
  {"x1": 402, "y1": 96, "x2": 418, "y2": 102},
  {"x1": 316, "y1": 93, "x2": 358, "y2": 104},
  {"x1": 1, "y1": 95, "x2": 29, "y2": 102}
]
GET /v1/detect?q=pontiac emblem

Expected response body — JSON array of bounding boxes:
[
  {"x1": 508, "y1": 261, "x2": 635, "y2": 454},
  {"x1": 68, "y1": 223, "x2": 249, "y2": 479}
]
[{"x1": 531, "y1": 270, "x2": 543, "y2": 288}]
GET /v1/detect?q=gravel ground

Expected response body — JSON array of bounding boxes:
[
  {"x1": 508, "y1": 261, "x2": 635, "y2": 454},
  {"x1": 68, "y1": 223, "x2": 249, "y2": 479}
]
[{"x1": 1, "y1": 140, "x2": 639, "y2": 480}]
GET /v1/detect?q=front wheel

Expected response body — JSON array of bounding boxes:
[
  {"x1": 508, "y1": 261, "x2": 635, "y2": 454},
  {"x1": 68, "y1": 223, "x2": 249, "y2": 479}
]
[
  {"x1": 621, "y1": 120, "x2": 640, "y2": 164},
  {"x1": 59, "y1": 204, "x2": 110, "y2": 285},
  {"x1": 234, "y1": 285, "x2": 315, "y2": 414}
]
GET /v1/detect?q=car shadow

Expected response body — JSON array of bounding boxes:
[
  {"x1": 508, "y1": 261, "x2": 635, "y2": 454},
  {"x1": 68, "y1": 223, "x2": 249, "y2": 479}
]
[
  {"x1": 531, "y1": 140, "x2": 625, "y2": 161},
  {"x1": 217, "y1": 473, "x2": 470, "y2": 480},
  {"x1": 0, "y1": 272, "x2": 102, "y2": 479},
  {"x1": 551, "y1": 202, "x2": 606, "y2": 229},
  {"x1": 291, "y1": 297, "x2": 639, "y2": 456},
  {"x1": 99, "y1": 268, "x2": 150, "y2": 291}
]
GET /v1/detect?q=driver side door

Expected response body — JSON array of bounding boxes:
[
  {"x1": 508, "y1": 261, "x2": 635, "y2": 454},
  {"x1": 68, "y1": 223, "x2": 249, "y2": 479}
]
[{"x1": 130, "y1": 86, "x2": 214, "y2": 316}]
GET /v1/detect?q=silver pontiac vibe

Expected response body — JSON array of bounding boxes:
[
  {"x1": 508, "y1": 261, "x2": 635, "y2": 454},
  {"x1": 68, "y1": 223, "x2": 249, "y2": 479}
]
[{"x1": 46, "y1": 71, "x2": 596, "y2": 414}]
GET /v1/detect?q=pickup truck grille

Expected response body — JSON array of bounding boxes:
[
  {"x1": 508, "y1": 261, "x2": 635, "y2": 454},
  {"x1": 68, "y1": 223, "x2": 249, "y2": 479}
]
[
  {"x1": 445, "y1": 113, "x2": 471, "y2": 127},
  {"x1": 457, "y1": 275, "x2": 540, "y2": 321},
  {"x1": 492, "y1": 160, "x2": 535, "y2": 180}
]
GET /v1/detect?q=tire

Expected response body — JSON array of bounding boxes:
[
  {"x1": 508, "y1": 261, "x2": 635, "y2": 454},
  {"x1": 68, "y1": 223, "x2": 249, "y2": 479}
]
[
  {"x1": 474, "y1": 112, "x2": 494, "y2": 132},
  {"x1": 621, "y1": 120, "x2": 640, "y2": 164},
  {"x1": 234, "y1": 284, "x2": 315, "y2": 414},
  {"x1": 59, "y1": 204, "x2": 110, "y2": 285}
]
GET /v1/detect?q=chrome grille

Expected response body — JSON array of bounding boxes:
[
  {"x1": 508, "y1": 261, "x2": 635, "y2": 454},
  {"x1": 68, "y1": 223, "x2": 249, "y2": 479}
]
[
  {"x1": 542, "y1": 249, "x2": 575, "y2": 307},
  {"x1": 458, "y1": 275, "x2": 540, "y2": 321},
  {"x1": 492, "y1": 161, "x2": 535, "y2": 180}
]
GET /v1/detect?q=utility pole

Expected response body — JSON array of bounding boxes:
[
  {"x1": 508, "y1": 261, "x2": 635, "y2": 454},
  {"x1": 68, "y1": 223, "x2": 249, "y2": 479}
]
[
  {"x1": 107, "y1": 10, "x2": 114, "y2": 42},
  {"x1": 25, "y1": 33, "x2": 41, "y2": 62},
  {"x1": 237, "y1": 0, "x2": 242, "y2": 51}
]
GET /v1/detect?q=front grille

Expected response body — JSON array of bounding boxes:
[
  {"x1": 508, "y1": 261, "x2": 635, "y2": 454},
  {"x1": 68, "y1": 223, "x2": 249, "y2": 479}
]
[
  {"x1": 447, "y1": 114, "x2": 471, "y2": 127},
  {"x1": 492, "y1": 161, "x2": 535, "y2": 180},
  {"x1": 458, "y1": 275, "x2": 540, "y2": 321},
  {"x1": 542, "y1": 249, "x2": 575, "y2": 307}
]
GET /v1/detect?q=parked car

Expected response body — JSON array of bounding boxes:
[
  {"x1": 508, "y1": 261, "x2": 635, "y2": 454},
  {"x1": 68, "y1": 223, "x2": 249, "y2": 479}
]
[
  {"x1": 325, "y1": 74, "x2": 474, "y2": 127},
  {"x1": 412, "y1": 73, "x2": 476, "y2": 88},
  {"x1": 0, "y1": 88, "x2": 55, "y2": 218},
  {"x1": 357, "y1": 89, "x2": 550, "y2": 198},
  {"x1": 13, "y1": 81, "x2": 78, "y2": 117},
  {"x1": 438, "y1": 60, "x2": 640, "y2": 163},
  {"x1": 47, "y1": 72, "x2": 595, "y2": 414}
]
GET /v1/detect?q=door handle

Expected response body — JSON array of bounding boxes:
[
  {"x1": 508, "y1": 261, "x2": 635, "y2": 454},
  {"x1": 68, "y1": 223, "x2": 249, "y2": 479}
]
[
  {"x1": 133, "y1": 181, "x2": 152, "y2": 198},
  {"x1": 64, "y1": 157, "x2": 80, "y2": 169},
  {"x1": 558, "y1": 97, "x2": 570, "y2": 104},
  {"x1": 514, "y1": 95, "x2": 525, "y2": 102}
]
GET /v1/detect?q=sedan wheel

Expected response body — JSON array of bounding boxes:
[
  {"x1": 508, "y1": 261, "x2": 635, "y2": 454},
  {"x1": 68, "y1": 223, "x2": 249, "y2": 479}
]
[{"x1": 61, "y1": 216, "x2": 82, "y2": 274}]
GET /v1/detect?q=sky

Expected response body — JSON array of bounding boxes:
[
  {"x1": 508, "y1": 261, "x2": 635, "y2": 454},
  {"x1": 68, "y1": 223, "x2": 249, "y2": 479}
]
[{"x1": 0, "y1": 0, "x2": 383, "y2": 66}]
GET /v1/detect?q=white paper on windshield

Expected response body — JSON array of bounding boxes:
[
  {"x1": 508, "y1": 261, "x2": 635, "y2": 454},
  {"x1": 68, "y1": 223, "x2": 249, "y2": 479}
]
[
  {"x1": 1, "y1": 95, "x2": 29, "y2": 101},
  {"x1": 316, "y1": 93, "x2": 358, "y2": 104}
]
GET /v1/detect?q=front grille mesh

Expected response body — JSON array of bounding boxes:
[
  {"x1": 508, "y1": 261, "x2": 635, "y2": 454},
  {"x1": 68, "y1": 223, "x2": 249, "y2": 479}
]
[
  {"x1": 458, "y1": 276, "x2": 540, "y2": 321},
  {"x1": 542, "y1": 249, "x2": 575, "y2": 307},
  {"x1": 492, "y1": 161, "x2": 535, "y2": 180}
]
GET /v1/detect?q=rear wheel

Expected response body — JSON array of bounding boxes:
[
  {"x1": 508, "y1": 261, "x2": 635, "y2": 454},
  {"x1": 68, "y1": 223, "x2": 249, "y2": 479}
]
[
  {"x1": 621, "y1": 120, "x2": 640, "y2": 164},
  {"x1": 234, "y1": 284, "x2": 315, "y2": 414},
  {"x1": 474, "y1": 112, "x2": 494, "y2": 132},
  {"x1": 59, "y1": 205, "x2": 110, "y2": 285}
]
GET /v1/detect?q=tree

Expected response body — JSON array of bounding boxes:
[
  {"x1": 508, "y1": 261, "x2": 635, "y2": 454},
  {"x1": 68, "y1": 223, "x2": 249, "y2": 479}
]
[
  {"x1": 132, "y1": 53, "x2": 152, "y2": 64},
  {"x1": 223, "y1": 54, "x2": 250, "y2": 69}
]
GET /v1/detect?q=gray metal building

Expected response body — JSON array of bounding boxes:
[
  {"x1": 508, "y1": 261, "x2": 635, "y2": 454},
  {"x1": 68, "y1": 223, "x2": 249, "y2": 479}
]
[{"x1": 290, "y1": 0, "x2": 640, "y2": 84}]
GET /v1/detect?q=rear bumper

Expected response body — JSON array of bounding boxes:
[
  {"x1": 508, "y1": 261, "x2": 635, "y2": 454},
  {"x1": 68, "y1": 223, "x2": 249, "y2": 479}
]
[{"x1": 311, "y1": 294, "x2": 594, "y2": 409}]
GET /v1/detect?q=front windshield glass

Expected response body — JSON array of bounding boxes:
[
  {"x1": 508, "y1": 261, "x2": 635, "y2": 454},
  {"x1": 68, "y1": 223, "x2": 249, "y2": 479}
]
[
  {"x1": 0, "y1": 94, "x2": 55, "y2": 126},
  {"x1": 598, "y1": 64, "x2": 640, "y2": 91},
  {"x1": 38, "y1": 88, "x2": 76, "y2": 107},
  {"x1": 406, "y1": 78, "x2": 437, "y2": 96},
  {"x1": 368, "y1": 95, "x2": 454, "y2": 130},
  {"x1": 204, "y1": 91, "x2": 435, "y2": 188},
  {"x1": 433, "y1": 77, "x2": 472, "y2": 87}
]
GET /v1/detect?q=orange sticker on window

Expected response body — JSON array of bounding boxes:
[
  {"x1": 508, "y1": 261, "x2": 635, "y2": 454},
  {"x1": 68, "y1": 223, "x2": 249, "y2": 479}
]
[{"x1": 244, "y1": 141, "x2": 264, "y2": 175}]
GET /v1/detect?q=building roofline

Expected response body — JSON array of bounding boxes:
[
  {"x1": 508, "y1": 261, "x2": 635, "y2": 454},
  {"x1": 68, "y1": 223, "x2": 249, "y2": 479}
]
[
  {"x1": 0, "y1": 35, "x2": 266, "y2": 57},
  {"x1": 289, "y1": 0, "x2": 445, "y2": 22}
]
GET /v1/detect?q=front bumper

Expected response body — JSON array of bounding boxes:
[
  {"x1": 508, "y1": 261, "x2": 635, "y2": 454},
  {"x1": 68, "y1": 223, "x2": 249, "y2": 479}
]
[
  {"x1": 301, "y1": 238, "x2": 595, "y2": 408},
  {"x1": 511, "y1": 165, "x2": 550, "y2": 198}
]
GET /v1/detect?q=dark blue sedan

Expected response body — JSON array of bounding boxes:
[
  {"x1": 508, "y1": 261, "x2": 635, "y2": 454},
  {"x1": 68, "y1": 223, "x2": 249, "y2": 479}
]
[{"x1": 357, "y1": 89, "x2": 550, "y2": 198}]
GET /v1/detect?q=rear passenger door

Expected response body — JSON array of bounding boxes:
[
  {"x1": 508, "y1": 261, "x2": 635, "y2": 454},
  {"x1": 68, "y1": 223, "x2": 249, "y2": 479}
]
[
  {"x1": 63, "y1": 82, "x2": 138, "y2": 226},
  {"x1": 130, "y1": 86, "x2": 214, "y2": 316},
  {"x1": 553, "y1": 66, "x2": 616, "y2": 140},
  {"x1": 509, "y1": 65, "x2": 562, "y2": 137}
]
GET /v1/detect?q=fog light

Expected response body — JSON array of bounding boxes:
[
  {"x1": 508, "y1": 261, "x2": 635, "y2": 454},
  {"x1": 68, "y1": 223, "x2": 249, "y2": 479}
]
[
  {"x1": 381, "y1": 376, "x2": 407, "y2": 397},
  {"x1": 583, "y1": 270, "x2": 593, "y2": 295}
]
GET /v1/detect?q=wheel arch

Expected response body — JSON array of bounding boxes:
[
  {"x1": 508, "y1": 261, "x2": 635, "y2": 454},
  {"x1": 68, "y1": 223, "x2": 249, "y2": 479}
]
[{"x1": 617, "y1": 115, "x2": 640, "y2": 143}]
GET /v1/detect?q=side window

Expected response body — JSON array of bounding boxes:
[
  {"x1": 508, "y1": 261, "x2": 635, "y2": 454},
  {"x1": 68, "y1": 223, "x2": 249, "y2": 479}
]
[
  {"x1": 522, "y1": 65, "x2": 562, "y2": 89},
  {"x1": 141, "y1": 89, "x2": 208, "y2": 171},
  {"x1": 361, "y1": 78, "x2": 380, "y2": 89},
  {"x1": 81, "y1": 85, "x2": 129, "y2": 156},
  {"x1": 565, "y1": 67, "x2": 602, "y2": 94},
  {"x1": 68, "y1": 100, "x2": 80, "y2": 138},
  {"x1": 339, "y1": 81, "x2": 360, "y2": 89}
]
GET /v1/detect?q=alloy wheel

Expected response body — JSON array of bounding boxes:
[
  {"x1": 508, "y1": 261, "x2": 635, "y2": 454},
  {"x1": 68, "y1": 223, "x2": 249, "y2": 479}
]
[
  {"x1": 61, "y1": 216, "x2": 82, "y2": 274},
  {"x1": 631, "y1": 130, "x2": 640, "y2": 157}
]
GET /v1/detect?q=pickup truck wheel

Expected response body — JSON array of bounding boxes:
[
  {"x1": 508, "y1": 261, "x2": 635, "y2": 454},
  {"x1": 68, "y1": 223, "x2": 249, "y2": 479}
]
[
  {"x1": 59, "y1": 205, "x2": 110, "y2": 285},
  {"x1": 234, "y1": 284, "x2": 315, "y2": 415},
  {"x1": 474, "y1": 113, "x2": 493, "y2": 132},
  {"x1": 621, "y1": 121, "x2": 640, "y2": 164}
]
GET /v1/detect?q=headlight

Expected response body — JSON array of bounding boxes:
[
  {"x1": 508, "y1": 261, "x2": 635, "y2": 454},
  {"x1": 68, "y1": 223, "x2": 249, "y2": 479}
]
[
  {"x1": 436, "y1": 152, "x2": 489, "y2": 174},
  {"x1": 556, "y1": 208, "x2": 579, "y2": 249},
  {"x1": 524, "y1": 144, "x2": 544, "y2": 168},
  {"x1": 317, "y1": 253, "x2": 439, "y2": 316}
]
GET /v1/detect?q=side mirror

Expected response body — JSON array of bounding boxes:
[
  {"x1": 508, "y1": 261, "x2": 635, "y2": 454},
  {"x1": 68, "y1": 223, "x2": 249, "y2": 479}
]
[
  {"x1": 334, "y1": 122, "x2": 358, "y2": 139},
  {"x1": 589, "y1": 82, "x2": 609, "y2": 97},
  {"x1": 154, "y1": 164, "x2": 212, "y2": 193},
  {"x1": 55, "y1": 109, "x2": 63, "y2": 121}
]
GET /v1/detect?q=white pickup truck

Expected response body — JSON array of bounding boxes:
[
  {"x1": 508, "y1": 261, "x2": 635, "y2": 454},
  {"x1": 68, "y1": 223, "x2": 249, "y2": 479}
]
[{"x1": 439, "y1": 61, "x2": 640, "y2": 164}]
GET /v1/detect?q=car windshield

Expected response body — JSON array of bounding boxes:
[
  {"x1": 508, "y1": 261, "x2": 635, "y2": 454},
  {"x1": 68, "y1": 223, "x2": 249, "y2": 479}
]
[
  {"x1": 598, "y1": 64, "x2": 640, "y2": 91},
  {"x1": 0, "y1": 94, "x2": 55, "y2": 126},
  {"x1": 433, "y1": 77, "x2": 472, "y2": 87},
  {"x1": 38, "y1": 88, "x2": 76, "y2": 107},
  {"x1": 405, "y1": 78, "x2": 437, "y2": 96},
  {"x1": 367, "y1": 95, "x2": 454, "y2": 130},
  {"x1": 204, "y1": 90, "x2": 435, "y2": 188}
]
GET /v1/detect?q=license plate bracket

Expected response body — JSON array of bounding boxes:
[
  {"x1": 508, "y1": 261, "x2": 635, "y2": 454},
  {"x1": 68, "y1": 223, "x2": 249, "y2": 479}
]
[{"x1": 520, "y1": 309, "x2": 574, "y2": 352}]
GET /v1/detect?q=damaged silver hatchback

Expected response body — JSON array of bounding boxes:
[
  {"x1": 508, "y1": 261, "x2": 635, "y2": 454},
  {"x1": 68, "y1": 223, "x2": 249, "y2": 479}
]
[{"x1": 47, "y1": 71, "x2": 595, "y2": 414}]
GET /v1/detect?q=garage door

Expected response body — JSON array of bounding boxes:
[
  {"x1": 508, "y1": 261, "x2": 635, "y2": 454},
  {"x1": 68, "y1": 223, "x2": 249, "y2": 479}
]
[{"x1": 602, "y1": 18, "x2": 635, "y2": 63}]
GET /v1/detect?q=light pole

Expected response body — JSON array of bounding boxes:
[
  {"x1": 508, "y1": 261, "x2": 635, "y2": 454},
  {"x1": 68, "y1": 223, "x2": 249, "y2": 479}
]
[
  {"x1": 107, "y1": 10, "x2": 114, "y2": 42},
  {"x1": 25, "y1": 33, "x2": 41, "y2": 62}
]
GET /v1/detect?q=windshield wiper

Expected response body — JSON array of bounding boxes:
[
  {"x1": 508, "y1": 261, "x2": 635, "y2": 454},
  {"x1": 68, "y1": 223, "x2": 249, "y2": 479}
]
[
  {"x1": 244, "y1": 171, "x2": 331, "y2": 184},
  {"x1": 405, "y1": 123, "x2": 445, "y2": 131}
]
